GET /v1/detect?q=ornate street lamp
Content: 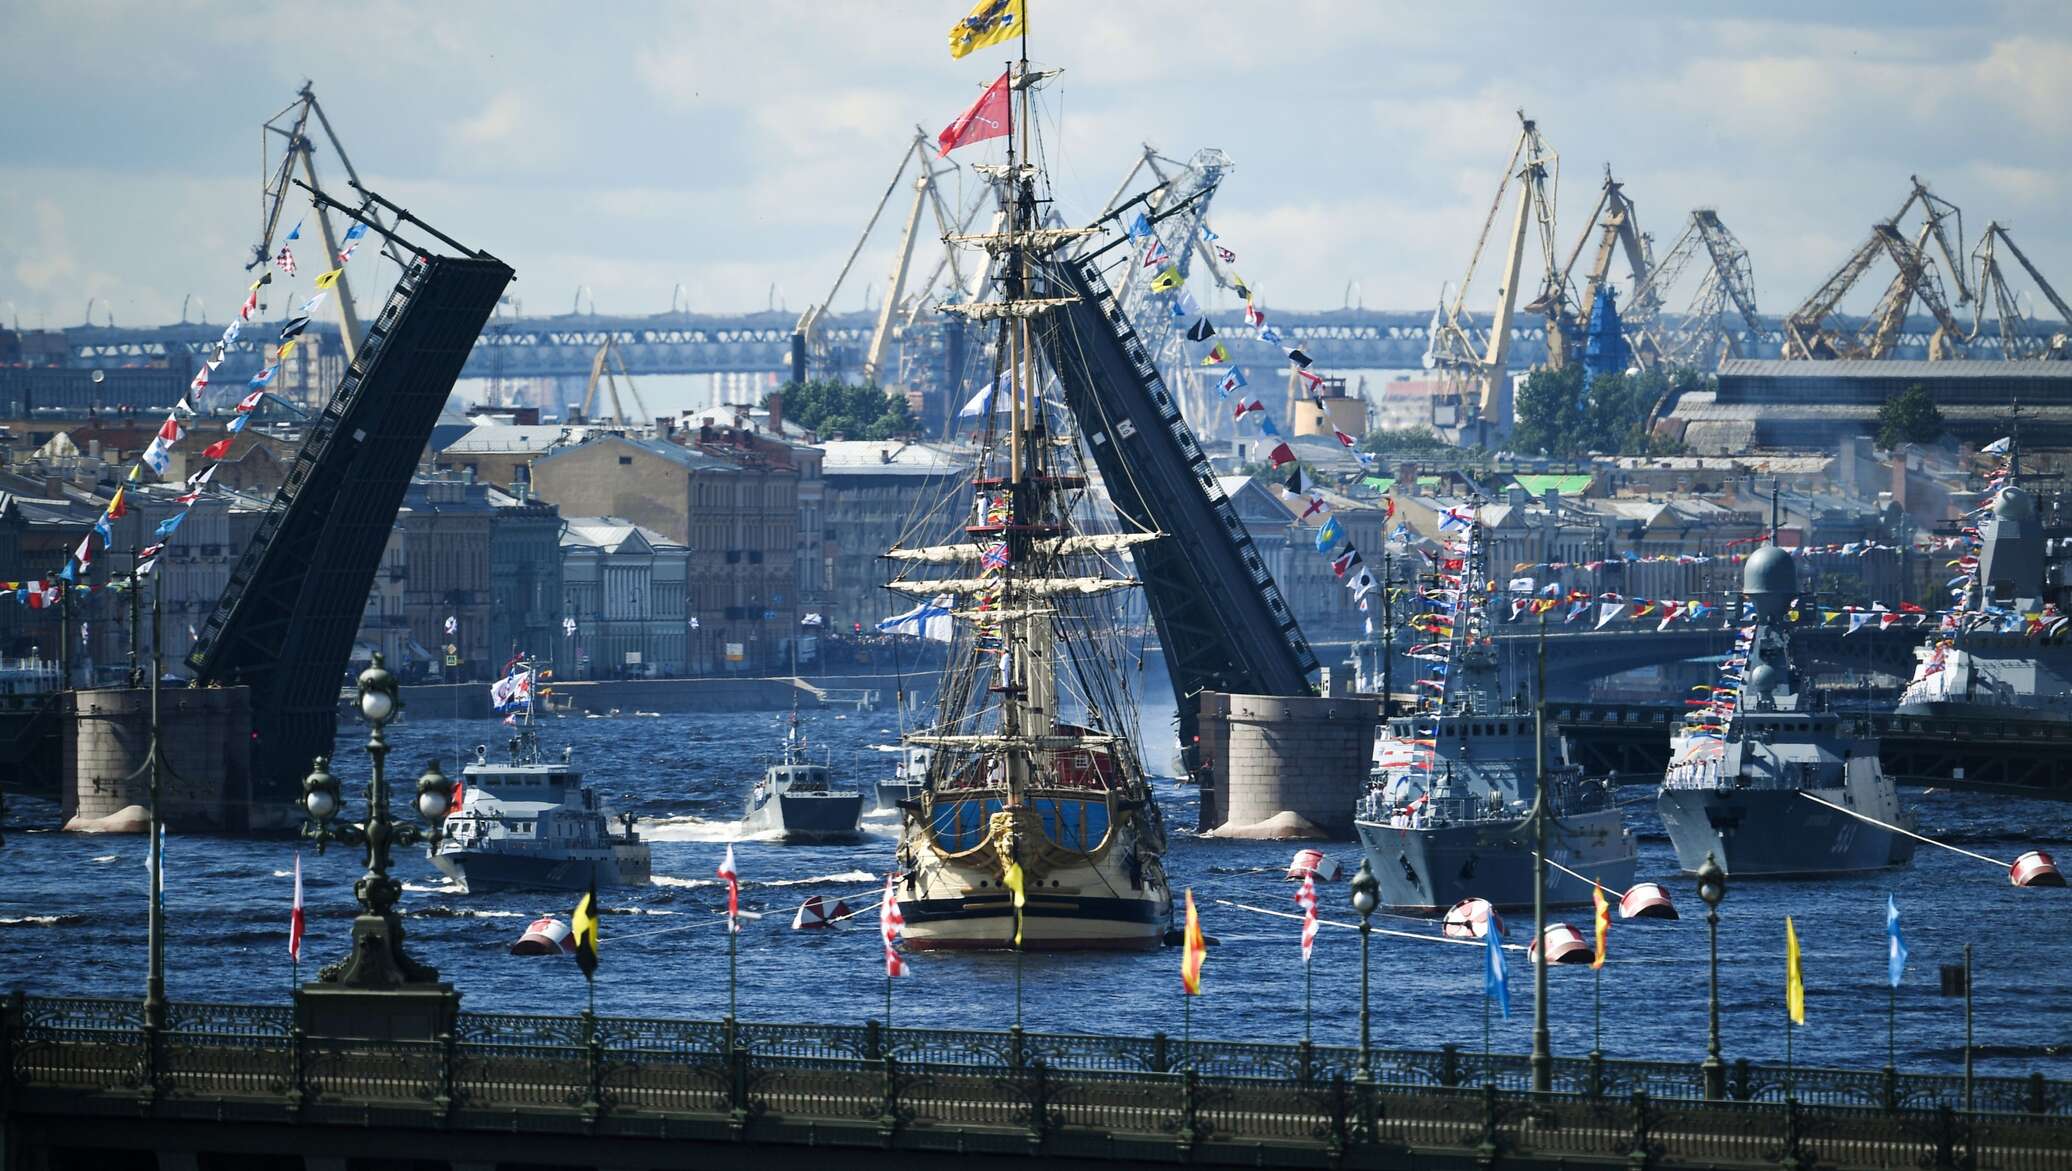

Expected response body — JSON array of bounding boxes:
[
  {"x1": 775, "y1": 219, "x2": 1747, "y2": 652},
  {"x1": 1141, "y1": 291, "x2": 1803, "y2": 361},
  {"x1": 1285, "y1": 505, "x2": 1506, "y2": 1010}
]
[
  {"x1": 1350, "y1": 858, "x2": 1380, "y2": 1079},
  {"x1": 301, "y1": 653, "x2": 453, "y2": 988},
  {"x1": 1697, "y1": 851, "x2": 1728, "y2": 1099}
]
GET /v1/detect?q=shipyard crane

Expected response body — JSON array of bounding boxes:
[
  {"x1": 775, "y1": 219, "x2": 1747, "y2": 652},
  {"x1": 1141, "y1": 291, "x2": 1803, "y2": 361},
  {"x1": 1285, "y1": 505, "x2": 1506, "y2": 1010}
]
[
  {"x1": 1091, "y1": 146, "x2": 1236, "y2": 426},
  {"x1": 250, "y1": 83, "x2": 402, "y2": 369},
  {"x1": 1426, "y1": 111, "x2": 1565, "y2": 442},
  {"x1": 578, "y1": 336, "x2": 650, "y2": 427},
  {"x1": 1970, "y1": 223, "x2": 2072, "y2": 360},
  {"x1": 1783, "y1": 176, "x2": 1970, "y2": 360},
  {"x1": 1626, "y1": 209, "x2": 1765, "y2": 369},
  {"x1": 793, "y1": 131, "x2": 968, "y2": 385},
  {"x1": 1559, "y1": 168, "x2": 1654, "y2": 335}
]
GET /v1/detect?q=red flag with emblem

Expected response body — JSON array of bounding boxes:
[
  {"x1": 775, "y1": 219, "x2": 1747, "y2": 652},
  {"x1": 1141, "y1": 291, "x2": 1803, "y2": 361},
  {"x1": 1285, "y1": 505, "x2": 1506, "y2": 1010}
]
[{"x1": 937, "y1": 70, "x2": 1012, "y2": 156}]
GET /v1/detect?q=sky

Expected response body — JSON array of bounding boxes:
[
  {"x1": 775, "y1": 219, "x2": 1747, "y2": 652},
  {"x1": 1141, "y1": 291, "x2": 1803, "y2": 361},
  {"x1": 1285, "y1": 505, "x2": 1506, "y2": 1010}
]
[{"x1": 3, "y1": 1, "x2": 2070, "y2": 336}]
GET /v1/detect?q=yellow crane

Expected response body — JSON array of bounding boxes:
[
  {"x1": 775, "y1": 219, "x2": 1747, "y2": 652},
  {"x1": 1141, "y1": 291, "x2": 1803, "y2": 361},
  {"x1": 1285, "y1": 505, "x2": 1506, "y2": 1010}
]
[
  {"x1": 1970, "y1": 223, "x2": 2072, "y2": 360},
  {"x1": 1783, "y1": 176, "x2": 1970, "y2": 360},
  {"x1": 1425, "y1": 111, "x2": 1565, "y2": 442},
  {"x1": 578, "y1": 336, "x2": 649, "y2": 427}
]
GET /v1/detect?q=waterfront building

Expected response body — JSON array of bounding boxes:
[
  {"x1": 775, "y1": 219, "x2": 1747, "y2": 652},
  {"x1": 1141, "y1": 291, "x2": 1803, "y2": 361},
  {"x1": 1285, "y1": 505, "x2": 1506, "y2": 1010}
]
[
  {"x1": 818, "y1": 439, "x2": 970, "y2": 632},
  {"x1": 559, "y1": 517, "x2": 691, "y2": 678}
]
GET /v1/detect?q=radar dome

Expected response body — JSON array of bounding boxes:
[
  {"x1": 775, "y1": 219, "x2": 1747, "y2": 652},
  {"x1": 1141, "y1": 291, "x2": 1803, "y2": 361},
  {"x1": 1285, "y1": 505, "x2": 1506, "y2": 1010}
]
[
  {"x1": 1742, "y1": 544, "x2": 1797, "y2": 598},
  {"x1": 1746, "y1": 661, "x2": 1782, "y2": 695},
  {"x1": 1995, "y1": 486, "x2": 2036, "y2": 522}
]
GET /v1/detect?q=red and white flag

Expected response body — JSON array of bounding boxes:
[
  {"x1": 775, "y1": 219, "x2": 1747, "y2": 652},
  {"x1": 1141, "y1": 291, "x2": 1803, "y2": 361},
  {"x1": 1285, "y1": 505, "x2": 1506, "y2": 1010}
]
[
  {"x1": 235, "y1": 388, "x2": 267, "y2": 413},
  {"x1": 289, "y1": 854, "x2": 305, "y2": 963},
  {"x1": 1232, "y1": 397, "x2": 1264, "y2": 421},
  {"x1": 1245, "y1": 300, "x2": 1266, "y2": 328},
  {"x1": 158, "y1": 414, "x2": 186, "y2": 446},
  {"x1": 880, "y1": 873, "x2": 909, "y2": 978},
  {"x1": 937, "y1": 69, "x2": 1012, "y2": 157},
  {"x1": 1295, "y1": 874, "x2": 1318, "y2": 963},
  {"x1": 274, "y1": 246, "x2": 296, "y2": 275},
  {"x1": 718, "y1": 843, "x2": 739, "y2": 933}
]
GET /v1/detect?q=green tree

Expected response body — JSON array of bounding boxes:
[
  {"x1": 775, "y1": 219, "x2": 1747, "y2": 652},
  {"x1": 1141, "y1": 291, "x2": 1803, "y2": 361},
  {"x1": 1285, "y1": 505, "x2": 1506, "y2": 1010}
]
[
  {"x1": 1511, "y1": 363, "x2": 1586, "y2": 456},
  {"x1": 1357, "y1": 427, "x2": 1449, "y2": 455},
  {"x1": 769, "y1": 380, "x2": 914, "y2": 441},
  {"x1": 1511, "y1": 364, "x2": 1702, "y2": 457},
  {"x1": 1875, "y1": 384, "x2": 1943, "y2": 448}
]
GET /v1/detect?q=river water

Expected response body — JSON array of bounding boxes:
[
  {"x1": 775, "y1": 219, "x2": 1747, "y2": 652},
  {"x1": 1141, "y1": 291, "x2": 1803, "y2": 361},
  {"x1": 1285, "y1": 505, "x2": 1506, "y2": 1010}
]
[{"x1": 2, "y1": 702, "x2": 2067, "y2": 1079}]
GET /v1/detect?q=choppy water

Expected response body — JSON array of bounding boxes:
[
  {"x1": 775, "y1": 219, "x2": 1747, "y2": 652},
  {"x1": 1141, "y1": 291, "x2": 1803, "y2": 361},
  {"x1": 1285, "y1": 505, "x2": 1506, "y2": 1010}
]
[{"x1": 3, "y1": 704, "x2": 2069, "y2": 1079}]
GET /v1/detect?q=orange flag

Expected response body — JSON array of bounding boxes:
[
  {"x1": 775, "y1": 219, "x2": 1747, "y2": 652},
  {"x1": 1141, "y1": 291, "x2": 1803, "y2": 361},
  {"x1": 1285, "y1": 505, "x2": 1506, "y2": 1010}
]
[
  {"x1": 1591, "y1": 884, "x2": 1610, "y2": 971},
  {"x1": 1180, "y1": 889, "x2": 1206, "y2": 995}
]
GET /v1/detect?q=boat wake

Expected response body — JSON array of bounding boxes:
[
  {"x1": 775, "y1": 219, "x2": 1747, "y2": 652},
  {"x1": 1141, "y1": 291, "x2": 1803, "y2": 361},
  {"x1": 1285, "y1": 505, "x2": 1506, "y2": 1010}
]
[
  {"x1": 0, "y1": 914, "x2": 85, "y2": 927},
  {"x1": 639, "y1": 815, "x2": 784, "y2": 843},
  {"x1": 402, "y1": 879, "x2": 464, "y2": 895},
  {"x1": 650, "y1": 868, "x2": 879, "y2": 890}
]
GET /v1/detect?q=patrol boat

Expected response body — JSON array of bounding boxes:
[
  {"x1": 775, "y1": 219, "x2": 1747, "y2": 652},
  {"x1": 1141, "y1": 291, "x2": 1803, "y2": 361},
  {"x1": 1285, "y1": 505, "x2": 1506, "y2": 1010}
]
[
  {"x1": 1899, "y1": 432, "x2": 2072, "y2": 724},
  {"x1": 882, "y1": 54, "x2": 1172, "y2": 950},
  {"x1": 1657, "y1": 506, "x2": 1916, "y2": 877},
  {"x1": 430, "y1": 675, "x2": 651, "y2": 892},
  {"x1": 742, "y1": 706, "x2": 866, "y2": 842},
  {"x1": 1353, "y1": 508, "x2": 1635, "y2": 912}
]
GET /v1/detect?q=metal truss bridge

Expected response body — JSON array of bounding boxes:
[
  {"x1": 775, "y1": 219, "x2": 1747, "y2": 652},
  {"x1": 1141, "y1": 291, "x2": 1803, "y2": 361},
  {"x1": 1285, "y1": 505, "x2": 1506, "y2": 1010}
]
[{"x1": 58, "y1": 308, "x2": 2043, "y2": 384}]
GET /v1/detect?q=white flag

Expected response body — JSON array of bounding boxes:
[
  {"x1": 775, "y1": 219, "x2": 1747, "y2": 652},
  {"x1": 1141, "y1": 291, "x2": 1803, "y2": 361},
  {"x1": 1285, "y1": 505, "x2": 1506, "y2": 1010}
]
[{"x1": 1595, "y1": 602, "x2": 1626, "y2": 630}]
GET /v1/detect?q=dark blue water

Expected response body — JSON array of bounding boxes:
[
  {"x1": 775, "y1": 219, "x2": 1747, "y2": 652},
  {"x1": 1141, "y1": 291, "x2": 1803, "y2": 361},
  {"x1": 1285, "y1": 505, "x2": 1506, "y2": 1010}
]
[{"x1": 4, "y1": 705, "x2": 2068, "y2": 1079}]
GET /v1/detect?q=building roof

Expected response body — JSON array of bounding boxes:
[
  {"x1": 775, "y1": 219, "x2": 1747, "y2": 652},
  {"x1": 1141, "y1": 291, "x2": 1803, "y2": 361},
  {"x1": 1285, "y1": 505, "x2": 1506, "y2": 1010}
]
[
  {"x1": 438, "y1": 423, "x2": 572, "y2": 455},
  {"x1": 560, "y1": 516, "x2": 684, "y2": 554},
  {"x1": 1718, "y1": 359, "x2": 2072, "y2": 381},
  {"x1": 1511, "y1": 473, "x2": 1593, "y2": 496},
  {"x1": 536, "y1": 432, "x2": 736, "y2": 472},
  {"x1": 818, "y1": 439, "x2": 972, "y2": 477}
]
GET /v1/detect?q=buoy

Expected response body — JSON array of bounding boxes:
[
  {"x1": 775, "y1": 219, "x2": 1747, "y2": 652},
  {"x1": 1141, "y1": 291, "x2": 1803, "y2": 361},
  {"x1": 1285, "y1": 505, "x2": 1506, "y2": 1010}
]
[
  {"x1": 510, "y1": 917, "x2": 575, "y2": 956},
  {"x1": 791, "y1": 895, "x2": 852, "y2": 929},
  {"x1": 1286, "y1": 849, "x2": 1343, "y2": 882},
  {"x1": 1618, "y1": 882, "x2": 1680, "y2": 920},
  {"x1": 1528, "y1": 922, "x2": 1595, "y2": 965},
  {"x1": 2011, "y1": 850, "x2": 2066, "y2": 888},
  {"x1": 1441, "y1": 898, "x2": 1503, "y2": 940}
]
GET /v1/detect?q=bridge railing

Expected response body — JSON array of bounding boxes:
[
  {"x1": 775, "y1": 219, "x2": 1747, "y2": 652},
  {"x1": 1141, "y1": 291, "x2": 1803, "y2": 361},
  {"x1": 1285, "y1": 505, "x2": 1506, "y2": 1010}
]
[
  {"x1": 8, "y1": 994, "x2": 2070, "y2": 1169},
  {"x1": 8, "y1": 994, "x2": 2065, "y2": 1117}
]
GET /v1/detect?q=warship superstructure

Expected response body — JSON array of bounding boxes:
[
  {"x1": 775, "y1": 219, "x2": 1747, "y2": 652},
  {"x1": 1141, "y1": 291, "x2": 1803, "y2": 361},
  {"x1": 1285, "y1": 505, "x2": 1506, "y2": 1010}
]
[
  {"x1": 1658, "y1": 504, "x2": 1916, "y2": 877},
  {"x1": 1354, "y1": 509, "x2": 1636, "y2": 912},
  {"x1": 1899, "y1": 434, "x2": 2072, "y2": 723}
]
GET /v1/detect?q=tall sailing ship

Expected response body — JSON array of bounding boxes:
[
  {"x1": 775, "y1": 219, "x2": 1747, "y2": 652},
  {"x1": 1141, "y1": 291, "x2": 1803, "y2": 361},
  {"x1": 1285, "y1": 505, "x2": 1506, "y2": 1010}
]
[
  {"x1": 1354, "y1": 507, "x2": 1636, "y2": 912},
  {"x1": 885, "y1": 58, "x2": 1173, "y2": 951}
]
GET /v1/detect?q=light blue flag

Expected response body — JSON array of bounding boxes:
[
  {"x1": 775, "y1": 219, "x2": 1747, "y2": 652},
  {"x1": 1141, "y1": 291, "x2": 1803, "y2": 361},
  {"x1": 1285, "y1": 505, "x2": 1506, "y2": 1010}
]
[
  {"x1": 1886, "y1": 894, "x2": 1908, "y2": 988},
  {"x1": 154, "y1": 512, "x2": 186, "y2": 541},
  {"x1": 285, "y1": 217, "x2": 302, "y2": 241},
  {"x1": 1259, "y1": 417, "x2": 1280, "y2": 438},
  {"x1": 1485, "y1": 927, "x2": 1510, "y2": 1019},
  {"x1": 1315, "y1": 517, "x2": 1345, "y2": 553},
  {"x1": 1126, "y1": 213, "x2": 1152, "y2": 241}
]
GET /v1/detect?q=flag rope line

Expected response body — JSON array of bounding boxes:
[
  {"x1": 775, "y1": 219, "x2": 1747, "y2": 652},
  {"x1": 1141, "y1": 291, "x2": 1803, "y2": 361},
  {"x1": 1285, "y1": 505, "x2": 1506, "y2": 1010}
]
[{"x1": 1798, "y1": 792, "x2": 2011, "y2": 868}]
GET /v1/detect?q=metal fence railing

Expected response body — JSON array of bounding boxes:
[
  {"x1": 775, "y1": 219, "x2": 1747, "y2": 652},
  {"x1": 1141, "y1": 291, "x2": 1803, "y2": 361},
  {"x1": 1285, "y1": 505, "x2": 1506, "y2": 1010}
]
[{"x1": 8, "y1": 993, "x2": 2070, "y2": 1170}]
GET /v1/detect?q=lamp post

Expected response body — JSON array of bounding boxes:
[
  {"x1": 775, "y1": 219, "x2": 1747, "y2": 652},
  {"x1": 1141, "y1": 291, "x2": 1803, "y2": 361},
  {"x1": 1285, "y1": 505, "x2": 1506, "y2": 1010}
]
[
  {"x1": 1350, "y1": 858, "x2": 1380, "y2": 1077},
  {"x1": 300, "y1": 653, "x2": 453, "y2": 988},
  {"x1": 1696, "y1": 851, "x2": 1728, "y2": 1099},
  {"x1": 1530, "y1": 618, "x2": 1550, "y2": 1093}
]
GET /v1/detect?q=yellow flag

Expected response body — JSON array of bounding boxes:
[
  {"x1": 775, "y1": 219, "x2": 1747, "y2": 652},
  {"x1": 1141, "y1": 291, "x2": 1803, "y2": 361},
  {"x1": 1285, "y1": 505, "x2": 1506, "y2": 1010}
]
[
  {"x1": 1149, "y1": 265, "x2": 1184, "y2": 293},
  {"x1": 1784, "y1": 915, "x2": 1804, "y2": 1025},
  {"x1": 571, "y1": 886, "x2": 599, "y2": 978},
  {"x1": 313, "y1": 268, "x2": 344, "y2": 291},
  {"x1": 948, "y1": 0, "x2": 1024, "y2": 59},
  {"x1": 1180, "y1": 889, "x2": 1205, "y2": 995},
  {"x1": 1003, "y1": 860, "x2": 1026, "y2": 947},
  {"x1": 1199, "y1": 343, "x2": 1229, "y2": 366},
  {"x1": 278, "y1": 339, "x2": 298, "y2": 361},
  {"x1": 1591, "y1": 884, "x2": 1610, "y2": 971}
]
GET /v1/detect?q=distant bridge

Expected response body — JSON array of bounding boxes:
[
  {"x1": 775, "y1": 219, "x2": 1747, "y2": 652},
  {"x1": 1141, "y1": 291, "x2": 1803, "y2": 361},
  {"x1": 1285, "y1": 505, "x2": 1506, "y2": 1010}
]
[{"x1": 54, "y1": 308, "x2": 2042, "y2": 385}]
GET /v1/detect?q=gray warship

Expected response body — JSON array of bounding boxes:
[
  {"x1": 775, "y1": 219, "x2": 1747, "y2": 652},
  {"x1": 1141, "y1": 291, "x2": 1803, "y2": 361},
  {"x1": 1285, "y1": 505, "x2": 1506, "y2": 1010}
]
[
  {"x1": 430, "y1": 725, "x2": 652, "y2": 893},
  {"x1": 1354, "y1": 511, "x2": 1636, "y2": 913},
  {"x1": 1657, "y1": 510, "x2": 1916, "y2": 877},
  {"x1": 1898, "y1": 434, "x2": 2072, "y2": 723}
]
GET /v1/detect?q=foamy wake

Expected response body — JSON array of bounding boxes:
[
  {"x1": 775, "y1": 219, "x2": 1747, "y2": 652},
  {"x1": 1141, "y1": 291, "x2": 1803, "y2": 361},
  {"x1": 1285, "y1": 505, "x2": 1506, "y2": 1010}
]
[
  {"x1": 402, "y1": 879, "x2": 465, "y2": 895},
  {"x1": 639, "y1": 815, "x2": 784, "y2": 844},
  {"x1": 1, "y1": 914, "x2": 84, "y2": 927},
  {"x1": 650, "y1": 868, "x2": 879, "y2": 890},
  {"x1": 92, "y1": 855, "x2": 118, "y2": 864}
]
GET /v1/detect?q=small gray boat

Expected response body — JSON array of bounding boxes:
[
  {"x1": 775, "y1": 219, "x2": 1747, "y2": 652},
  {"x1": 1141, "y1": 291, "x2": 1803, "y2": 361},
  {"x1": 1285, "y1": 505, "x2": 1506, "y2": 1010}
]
[
  {"x1": 874, "y1": 745, "x2": 930, "y2": 812},
  {"x1": 744, "y1": 710, "x2": 865, "y2": 841},
  {"x1": 430, "y1": 686, "x2": 651, "y2": 892}
]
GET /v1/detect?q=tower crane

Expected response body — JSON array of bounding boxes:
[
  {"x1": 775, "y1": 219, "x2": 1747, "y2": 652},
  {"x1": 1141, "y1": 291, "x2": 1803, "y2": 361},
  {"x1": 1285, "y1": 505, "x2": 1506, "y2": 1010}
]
[
  {"x1": 793, "y1": 130, "x2": 967, "y2": 386},
  {"x1": 1559, "y1": 168, "x2": 1654, "y2": 336},
  {"x1": 578, "y1": 336, "x2": 650, "y2": 427},
  {"x1": 1425, "y1": 111, "x2": 1564, "y2": 442},
  {"x1": 1970, "y1": 223, "x2": 2072, "y2": 360},
  {"x1": 1626, "y1": 209, "x2": 1765, "y2": 369},
  {"x1": 1783, "y1": 176, "x2": 1970, "y2": 360}
]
